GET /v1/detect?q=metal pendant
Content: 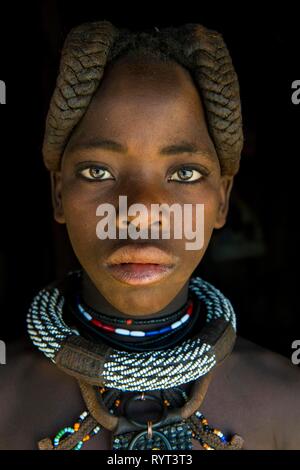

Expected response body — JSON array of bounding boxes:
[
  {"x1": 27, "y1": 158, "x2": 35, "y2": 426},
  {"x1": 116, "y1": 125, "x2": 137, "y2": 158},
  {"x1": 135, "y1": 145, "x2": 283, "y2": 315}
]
[{"x1": 111, "y1": 392, "x2": 193, "y2": 450}]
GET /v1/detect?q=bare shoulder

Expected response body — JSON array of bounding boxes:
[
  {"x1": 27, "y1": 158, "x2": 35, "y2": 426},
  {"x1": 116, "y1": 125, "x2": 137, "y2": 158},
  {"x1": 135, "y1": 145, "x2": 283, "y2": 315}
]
[
  {"x1": 227, "y1": 336, "x2": 300, "y2": 449},
  {"x1": 232, "y1": 336, "x2": 300, "y2": 387},
  {"x1": 0, "y1": 335, "x2": 79, "y2": 402},
  {"x1": 0, "y1": 336, "x2": 38, "y2": 382},
  {"x1": 0, "y1": 337, "x2": 39, "y2": 410},
  {"x1": 0, "y1": 337, "x2": 83, "y2": 450}
]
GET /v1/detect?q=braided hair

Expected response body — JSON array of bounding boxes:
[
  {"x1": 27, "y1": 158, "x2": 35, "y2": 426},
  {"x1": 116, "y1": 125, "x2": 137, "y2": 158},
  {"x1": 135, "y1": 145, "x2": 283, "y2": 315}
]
[{"x1": 43, "y1": 21, "x2": 243, "y2": 176}]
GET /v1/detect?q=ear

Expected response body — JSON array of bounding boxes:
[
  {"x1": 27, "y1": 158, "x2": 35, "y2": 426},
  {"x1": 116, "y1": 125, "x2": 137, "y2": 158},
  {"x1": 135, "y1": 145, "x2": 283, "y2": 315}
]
[
  {"x1": 50, "y1": 171, "x2": 65, "y2": 224},
  {"x1": 214, "y1": 175, "x2": 234, "y2": 229}
]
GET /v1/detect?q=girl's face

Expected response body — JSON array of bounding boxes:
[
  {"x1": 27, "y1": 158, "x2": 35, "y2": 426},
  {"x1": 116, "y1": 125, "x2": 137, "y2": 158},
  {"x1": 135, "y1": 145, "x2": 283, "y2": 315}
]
[{"x1": 51, "y1": 56, "x2": 233, "y2": 315}]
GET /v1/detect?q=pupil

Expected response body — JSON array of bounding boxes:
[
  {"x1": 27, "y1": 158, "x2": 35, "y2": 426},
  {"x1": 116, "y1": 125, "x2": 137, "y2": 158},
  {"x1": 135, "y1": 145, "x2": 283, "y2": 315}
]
[
  {"x1": 91, "y1": 167, "x2": 104, "y2": 178},
  {"x1": 179, "y1": 169, "x2": 192, "y2": 180}
]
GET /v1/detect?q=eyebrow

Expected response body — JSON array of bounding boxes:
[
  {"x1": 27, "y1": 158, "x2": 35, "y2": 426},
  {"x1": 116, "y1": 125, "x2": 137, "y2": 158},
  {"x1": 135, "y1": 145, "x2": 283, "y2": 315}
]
[
  {"x1": 71, "y1": 139, "x2": 126, "y2": 153},
  {"x1": 71, "y1": 138, "x2": 214, "y2": 160},
  {"x1": 160, "y1": 141, "x2": 209, "y2": 156}
]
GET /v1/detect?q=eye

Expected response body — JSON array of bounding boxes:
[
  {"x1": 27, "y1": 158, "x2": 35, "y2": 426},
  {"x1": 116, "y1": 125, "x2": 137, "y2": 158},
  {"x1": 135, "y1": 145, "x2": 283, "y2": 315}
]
[
  {"x1": 169, "y1": 167, "x2": 204, "y2": 183},
  {"x1": 79, "y1": 166, "x2": 114, "y2": 181}
]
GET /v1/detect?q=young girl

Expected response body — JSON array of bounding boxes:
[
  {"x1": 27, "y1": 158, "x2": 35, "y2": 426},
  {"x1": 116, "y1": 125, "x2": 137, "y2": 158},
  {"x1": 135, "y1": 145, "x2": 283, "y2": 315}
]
[{"x1": 1, "y1": 20, "x2": 300, "y2": 451}]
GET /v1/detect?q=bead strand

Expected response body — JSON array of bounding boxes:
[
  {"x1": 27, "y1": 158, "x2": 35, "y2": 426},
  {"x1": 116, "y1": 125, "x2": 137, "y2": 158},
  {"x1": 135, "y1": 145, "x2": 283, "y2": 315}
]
[
  {"x1": 77, "y1": 293, "x2": 192, "y2": 326},
  {"x1": 188, "y1": 410, "x2": 229, "y2": 450},
  {"x1": 26, "y1": 275, "x2": 236, "y2": 391},
  {"x1": 77, "y1": 300, "x2": 193, "y2": 337},
  {"x1": 53, "y1": 411, "x2": 101, "y2": 450}
]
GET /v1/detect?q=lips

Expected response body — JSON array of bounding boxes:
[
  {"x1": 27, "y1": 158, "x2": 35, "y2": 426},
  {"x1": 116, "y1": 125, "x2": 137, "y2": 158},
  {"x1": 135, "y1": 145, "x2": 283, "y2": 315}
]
[{"x1": 103, "y1": 244, "x2": 177, "y2": 286}]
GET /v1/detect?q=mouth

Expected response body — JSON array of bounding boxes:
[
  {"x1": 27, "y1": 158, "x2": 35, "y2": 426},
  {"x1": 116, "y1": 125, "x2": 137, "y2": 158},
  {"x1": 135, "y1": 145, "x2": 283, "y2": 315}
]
[{"x1": 103, "y1": 244, "x2": 177, "y2": 286}]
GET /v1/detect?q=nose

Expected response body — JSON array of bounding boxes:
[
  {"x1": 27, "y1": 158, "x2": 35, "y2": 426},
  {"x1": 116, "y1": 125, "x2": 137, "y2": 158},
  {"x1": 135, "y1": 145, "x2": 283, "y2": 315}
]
[
  {"x1": 115, "y1": 183, "x2": 169, "y2": 235},
  {"x1": 116, "y1": 196, "x2": 163, "y2": 235}
]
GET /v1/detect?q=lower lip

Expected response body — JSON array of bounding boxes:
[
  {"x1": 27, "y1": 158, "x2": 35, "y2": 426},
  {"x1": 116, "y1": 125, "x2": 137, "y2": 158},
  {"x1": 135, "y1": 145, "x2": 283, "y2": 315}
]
[{"x1": 105, "y1": 263, "x2": 175, "y2": 286}]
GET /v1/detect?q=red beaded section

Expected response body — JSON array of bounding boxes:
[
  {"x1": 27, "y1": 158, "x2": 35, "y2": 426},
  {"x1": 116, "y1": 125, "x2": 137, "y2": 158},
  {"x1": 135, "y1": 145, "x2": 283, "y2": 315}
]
[{"x1": 81, "y1": 300, "x2": 194, "y2": 337}]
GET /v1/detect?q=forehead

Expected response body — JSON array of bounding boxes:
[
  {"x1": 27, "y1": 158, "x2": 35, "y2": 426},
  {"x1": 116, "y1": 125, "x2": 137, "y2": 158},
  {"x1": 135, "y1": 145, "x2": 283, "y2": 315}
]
[{"x1": 66, "y1": 56, "x2": 215, "y2": 155}]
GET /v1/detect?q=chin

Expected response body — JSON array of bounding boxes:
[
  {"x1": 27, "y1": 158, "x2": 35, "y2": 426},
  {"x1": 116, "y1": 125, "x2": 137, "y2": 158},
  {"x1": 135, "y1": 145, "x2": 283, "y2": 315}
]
[
  {"x1": 109, "y1": 288, "x2": 173, "y2": 316},
  {"x1": 98, "y1": 278, "x2": 180, "y2": 316}
]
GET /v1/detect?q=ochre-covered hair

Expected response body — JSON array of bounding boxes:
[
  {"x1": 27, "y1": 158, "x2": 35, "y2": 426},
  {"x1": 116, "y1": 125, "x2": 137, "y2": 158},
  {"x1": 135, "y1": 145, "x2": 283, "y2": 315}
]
[{"x1": 43, "y1": 21, "x2": 243, "y2": 175}]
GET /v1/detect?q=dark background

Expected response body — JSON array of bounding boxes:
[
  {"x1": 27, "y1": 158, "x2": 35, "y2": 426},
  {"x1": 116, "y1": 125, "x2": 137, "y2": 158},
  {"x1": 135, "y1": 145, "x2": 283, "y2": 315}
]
[{"x1": 0, "y1": 2, "x2": 299, "y2": 359}]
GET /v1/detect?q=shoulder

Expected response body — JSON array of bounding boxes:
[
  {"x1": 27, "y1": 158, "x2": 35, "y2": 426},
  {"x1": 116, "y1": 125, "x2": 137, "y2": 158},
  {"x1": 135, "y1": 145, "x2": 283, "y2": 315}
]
[
  {"x1": 0, "y1": 336, "x2": 82, "y2": 450},
  {"x1": 0, "y1": 337, "x2": 36, "y2": 448},
  {"x1": 0, "y1": 335, "x2": 77, "y2": 394},
  {"x1": 232, "y1": 335, "x2": 300, "y2": 388},
  {"x1": 0, "y1": 337, "x2": 39, "y2": 405},
  {"x1": 229, "y1": 336, "x2": 300, "y2": 449},
  {"x1": 0, "y1": 336, "x2": 38, "y2": 380}
]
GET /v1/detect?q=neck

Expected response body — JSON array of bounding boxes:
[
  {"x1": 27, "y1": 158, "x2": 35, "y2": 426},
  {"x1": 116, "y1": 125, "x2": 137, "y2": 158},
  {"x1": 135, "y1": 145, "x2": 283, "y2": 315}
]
[{"x1": 81, "y1": 270, "x2": 190, "y2": 321}]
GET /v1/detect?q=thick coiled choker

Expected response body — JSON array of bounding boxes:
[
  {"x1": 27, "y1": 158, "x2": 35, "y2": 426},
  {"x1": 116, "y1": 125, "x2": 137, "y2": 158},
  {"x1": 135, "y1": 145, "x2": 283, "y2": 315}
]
[{"x1": 26, "y1": 273, "x2": 237, "y2": 392}]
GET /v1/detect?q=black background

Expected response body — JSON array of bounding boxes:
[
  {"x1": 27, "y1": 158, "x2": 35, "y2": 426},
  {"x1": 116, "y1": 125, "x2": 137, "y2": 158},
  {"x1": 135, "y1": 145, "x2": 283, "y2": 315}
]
[{"x1": 0, "y1": 1, "x2": 299, "y2": 360}]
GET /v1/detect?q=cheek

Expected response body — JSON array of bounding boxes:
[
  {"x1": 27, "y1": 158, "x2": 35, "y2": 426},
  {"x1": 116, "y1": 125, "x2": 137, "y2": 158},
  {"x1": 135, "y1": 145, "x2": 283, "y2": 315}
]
[
  {"x1": 203, "y1": 198, "x2": 219, "y2": 238},
  {"x1": 61, "y1": 185, "x2": 101, "y2": 256},
  {"x1": 191, "y1": 186, "x2": 220, "y2": 239},
  {"x1": 174, "y1": 190, "x2": 220, "y2": 270},
  {"x1": 180, "y1": 189, "x2": 220, "y2": 267}
]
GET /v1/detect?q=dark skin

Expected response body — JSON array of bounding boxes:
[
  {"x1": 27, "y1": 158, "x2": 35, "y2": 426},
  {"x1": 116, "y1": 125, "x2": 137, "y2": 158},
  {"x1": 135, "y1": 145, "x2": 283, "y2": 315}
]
[
  {"x1": 1, "y1": 56, "x2": 300, "y2": 450},
  {"x1": 51, "y1": 55, "x2": 233, "y2": 318},
  {"x1": 1, "y1": 336, "x2": 300, "y2": 449}
]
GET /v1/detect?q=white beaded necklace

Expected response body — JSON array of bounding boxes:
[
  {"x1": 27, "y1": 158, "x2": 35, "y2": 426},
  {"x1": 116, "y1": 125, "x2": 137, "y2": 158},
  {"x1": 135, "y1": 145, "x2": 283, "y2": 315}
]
[{"x1": 26, "y1": 275, "x2": 236, "y2": 391}]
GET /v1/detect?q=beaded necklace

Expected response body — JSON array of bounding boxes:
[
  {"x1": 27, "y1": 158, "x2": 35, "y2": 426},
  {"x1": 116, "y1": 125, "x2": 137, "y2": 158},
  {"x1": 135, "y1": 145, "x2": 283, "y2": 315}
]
[
  {"x1": 53, "y1": 411, "x2": 100, "y2": 450},
  {"x1": 27, "y1": 272, "x2": 244, "y2": 451},
  {"x1": 54, "y1": 270, "x2": 201, "y2": 352},
  {"x1": 41, "y1": 384, "x2": 243, "y2": 451},
  {"x1": 27, "y1": 273, "x2": 236, "y2": 389},
  {"x1": 77, "y1": 293, "x2": 192, "y2": 326},
  {"x1": 76, "y1": 298, "x2": 194, "y2": 337},
  {"x1": 68, "y1": 292, "x2": 202, "y2": 352}
]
